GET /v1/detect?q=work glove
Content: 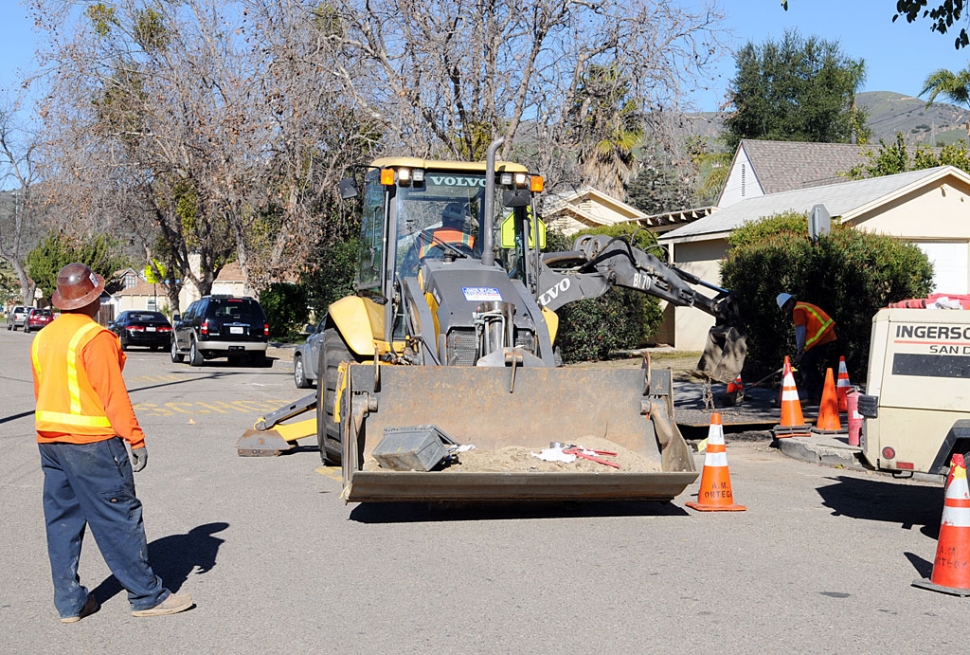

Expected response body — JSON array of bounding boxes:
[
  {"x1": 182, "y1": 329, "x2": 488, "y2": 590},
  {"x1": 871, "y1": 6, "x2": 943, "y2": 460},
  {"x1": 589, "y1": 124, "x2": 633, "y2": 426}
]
[{"x1": 130, "y1": 446, "x2": 148, "y2": 472}]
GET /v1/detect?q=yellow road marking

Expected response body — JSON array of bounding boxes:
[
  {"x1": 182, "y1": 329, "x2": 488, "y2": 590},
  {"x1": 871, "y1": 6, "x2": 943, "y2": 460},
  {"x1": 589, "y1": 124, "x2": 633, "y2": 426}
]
[{"x1": 315, "y1": 466, "x2": 342, "y2": 482}]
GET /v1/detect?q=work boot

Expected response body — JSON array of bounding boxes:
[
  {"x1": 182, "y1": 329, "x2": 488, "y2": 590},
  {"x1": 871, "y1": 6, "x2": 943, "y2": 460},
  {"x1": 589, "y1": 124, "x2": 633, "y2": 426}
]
[
  {"x1": 61, "y1": 594, "x2": 100, "y2": 623},
  {"x1": 132, "y1": 593, "x2": 194, "y2": 617}
]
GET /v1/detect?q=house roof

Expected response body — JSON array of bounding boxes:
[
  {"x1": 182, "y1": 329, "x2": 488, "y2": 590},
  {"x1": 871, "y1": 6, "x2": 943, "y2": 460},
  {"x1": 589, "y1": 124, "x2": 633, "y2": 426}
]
[
  {"x1": 661, "y1": 166, "x2": 970, "y2": 243},
  {"x1": 544, "y1": 186, "x2": 647, "y2": 220},
  {"x1": 737, "y1": 140, "x2": 868, "y2": 195}
]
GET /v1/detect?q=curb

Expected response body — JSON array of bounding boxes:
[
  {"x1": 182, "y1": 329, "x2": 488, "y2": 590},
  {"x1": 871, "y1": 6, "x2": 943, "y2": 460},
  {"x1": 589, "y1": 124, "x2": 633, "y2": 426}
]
[{"x1": 773, "y1": 435, "x2": 867, "y2": 471}]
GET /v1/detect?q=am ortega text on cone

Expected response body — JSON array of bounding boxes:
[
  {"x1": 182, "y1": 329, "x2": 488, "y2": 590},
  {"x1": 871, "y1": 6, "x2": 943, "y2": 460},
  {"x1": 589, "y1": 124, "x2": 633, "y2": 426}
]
[
  {"x1": 913, "y1": 453, "x2": 970, "y2": 596},
  {"x1": 686, "y1": 413, "x2": 746, "y2": 512}
]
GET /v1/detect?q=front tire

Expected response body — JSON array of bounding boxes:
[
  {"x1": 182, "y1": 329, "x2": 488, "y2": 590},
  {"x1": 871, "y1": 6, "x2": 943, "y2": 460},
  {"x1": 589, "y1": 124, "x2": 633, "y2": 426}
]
[
  {"x1": 170, "y1": 339, "x2": 184, "y2": 363},
  {"x1": 294, "y1": 354, "x2": 310, "y2": 388},
  {"x1": 316, "y1": 328, "x2": 355, "y2": 465},
  {"x1": 189, "y1": 339, "x2": 204, "y2": 366}
]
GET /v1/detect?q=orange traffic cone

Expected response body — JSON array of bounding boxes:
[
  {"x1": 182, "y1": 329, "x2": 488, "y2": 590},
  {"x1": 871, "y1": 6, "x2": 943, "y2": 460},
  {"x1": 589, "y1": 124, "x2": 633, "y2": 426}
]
[
  {"x1": 686, "y1": 413, "x2": 746, "y2": 512},
  {"x1": 913, "y1": 454, "x2": 970, "y2": 596},
  {"x1": 836, "y1": 356, "x2": 851, "y2": 412},
  {"x1": 721, "y1": 375, "x2": 744, "y2": 407},
  {"x1": 812, "y1": 368, "x2": 844, "y2": 435},
  {"x1": 772, "y1": 357, "x2": 812, "y2": 438}
]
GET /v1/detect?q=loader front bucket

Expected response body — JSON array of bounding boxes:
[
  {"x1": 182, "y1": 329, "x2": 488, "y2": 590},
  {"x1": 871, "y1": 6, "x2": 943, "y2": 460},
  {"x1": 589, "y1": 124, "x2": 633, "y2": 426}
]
[{"x1": 339, "y1": 363, "x2": 697, "y2": 503}]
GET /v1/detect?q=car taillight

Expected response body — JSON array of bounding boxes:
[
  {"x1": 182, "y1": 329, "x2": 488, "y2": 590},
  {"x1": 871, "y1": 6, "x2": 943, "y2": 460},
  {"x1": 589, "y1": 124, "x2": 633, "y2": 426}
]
[
  {"x1": 201, "y1": 320, "x2": 209, "y2": 336},
  {"x1": 264, "y1": 323, "x2": 269, "y2": 337},
  {"x1": 127, "y1": 326, "x2": 145, "y2": 332},
  {"x1": 157, "y1": 326, "x2": 172, "y2": 332}
]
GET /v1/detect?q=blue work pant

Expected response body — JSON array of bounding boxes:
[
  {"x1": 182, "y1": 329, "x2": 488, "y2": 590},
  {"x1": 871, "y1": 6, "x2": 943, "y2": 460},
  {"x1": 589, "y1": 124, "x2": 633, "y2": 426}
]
[{"x1": 39, "y1": 438, "x2": 170, "y2": 618}]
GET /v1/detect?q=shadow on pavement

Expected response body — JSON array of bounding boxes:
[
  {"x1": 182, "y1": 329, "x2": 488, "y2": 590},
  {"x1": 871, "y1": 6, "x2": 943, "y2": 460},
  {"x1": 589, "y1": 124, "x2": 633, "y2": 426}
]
[
  {"x1": 349, "y1": 500, "x2": 689, "y2": 524},
  {"x1": 816, "y1": 475, "x2": 942, "y2": 536},
  {"x1": 904, "y1": 551, "x2": 934, "y2": 578},
  {"x1": 90, "y1": 522, "x2": 229, "y2": 603}
]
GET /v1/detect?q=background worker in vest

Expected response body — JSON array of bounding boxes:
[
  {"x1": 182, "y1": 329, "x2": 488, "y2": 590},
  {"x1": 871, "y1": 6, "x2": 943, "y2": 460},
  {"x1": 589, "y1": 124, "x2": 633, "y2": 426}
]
[
  {"x1": 417, "y1": 202, "x2": 476, "y2": 259},
  {"x1": 32, "y1": 263, "x2": 193, "y2": 622},
  {"x1": 777, "y1": 292, "x2": 838, "y2": 404}
]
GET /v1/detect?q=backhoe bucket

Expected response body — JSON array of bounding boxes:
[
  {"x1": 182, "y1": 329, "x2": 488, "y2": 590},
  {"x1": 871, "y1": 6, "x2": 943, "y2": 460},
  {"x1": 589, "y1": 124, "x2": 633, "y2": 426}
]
[
  {"x1": 696, "y1": 324, "x2": 747, "y2": 384},
  {"x1": 339, "y1": 363, "x2": 697, "y2": 503}
]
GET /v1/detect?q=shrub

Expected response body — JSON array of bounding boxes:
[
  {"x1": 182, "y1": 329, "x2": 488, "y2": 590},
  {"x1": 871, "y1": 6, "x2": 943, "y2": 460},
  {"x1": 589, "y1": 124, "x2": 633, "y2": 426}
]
[
  {"x1": 720, "y1": 212, "x2": 933, "y2": 380},
  {"x1": 259, "y1": 282, "x2": 310, "y2": 340},
  {"x1": 545, "y1": 223, "x2": 665, "y2": 363},
  {"x1": 301, "y1": 236, "x2": 360, "y2": 318}
]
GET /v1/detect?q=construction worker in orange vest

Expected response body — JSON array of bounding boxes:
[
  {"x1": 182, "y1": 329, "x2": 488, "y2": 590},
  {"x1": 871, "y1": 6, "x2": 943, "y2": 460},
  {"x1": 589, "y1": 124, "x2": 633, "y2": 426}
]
[
  {"x1": 416, "y1": 202, "x2": 476, "y2": 259},
  {"x1": 777, "y1": 292, "x2": 838, "y2": 404},
  {"x1": 32, "y1": 263, "x2": 193, "y2": 622}
]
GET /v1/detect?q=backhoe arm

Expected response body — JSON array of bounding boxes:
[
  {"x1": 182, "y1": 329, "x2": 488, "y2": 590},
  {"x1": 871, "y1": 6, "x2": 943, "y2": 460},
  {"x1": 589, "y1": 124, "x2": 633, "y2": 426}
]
[
  {"x1": 535, "y1": 234, "x2": 740, "y2": 324},
  {"x1": 532, "y1": 233, "x2": 746, "y2": 382}
]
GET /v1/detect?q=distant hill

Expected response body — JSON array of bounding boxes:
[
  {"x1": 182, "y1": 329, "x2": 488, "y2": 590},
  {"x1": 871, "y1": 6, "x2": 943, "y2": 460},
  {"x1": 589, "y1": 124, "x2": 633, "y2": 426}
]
[
  {"x1": 856, "y1": 91, "x2": 968, "y2": 146},
  {"x1": 677, "y1": 91, "x2": 970, "y2": 149}
]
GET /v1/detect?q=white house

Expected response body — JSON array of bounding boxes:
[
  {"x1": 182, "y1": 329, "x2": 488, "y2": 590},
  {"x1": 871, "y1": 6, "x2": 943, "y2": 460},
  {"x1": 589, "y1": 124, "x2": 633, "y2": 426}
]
[{"x1": 658, "y1": 165, "x2": 970, "y2": 350}]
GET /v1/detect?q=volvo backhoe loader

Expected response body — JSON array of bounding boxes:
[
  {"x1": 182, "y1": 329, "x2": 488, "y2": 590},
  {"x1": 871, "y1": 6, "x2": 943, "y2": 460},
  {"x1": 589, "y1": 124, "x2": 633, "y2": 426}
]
[{"x1": 238, "y1": 139, "x2": 746, "y2": 503}]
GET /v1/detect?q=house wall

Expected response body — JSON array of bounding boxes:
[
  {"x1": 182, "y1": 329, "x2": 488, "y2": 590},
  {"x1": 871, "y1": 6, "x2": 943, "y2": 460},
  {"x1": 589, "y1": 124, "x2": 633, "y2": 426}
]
[
  {"x1": 848, "y1": 180, "x2": 970, "y2": 293},
  {"x1": 666, "y1": 238, "x2": 730, "y2": 351},
  {"x1": 718, "y1": 146, "x2": 764, "y2": 208}
]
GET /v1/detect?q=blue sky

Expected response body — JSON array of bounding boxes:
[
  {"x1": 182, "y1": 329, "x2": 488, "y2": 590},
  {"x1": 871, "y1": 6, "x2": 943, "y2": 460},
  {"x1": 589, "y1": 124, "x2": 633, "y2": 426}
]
[
  {"x1": 1, "y1": 1, "x2": 969, "y2": 110},
  {"x1": 691, "y1": 0, "x2": 970, "y2": 111}
]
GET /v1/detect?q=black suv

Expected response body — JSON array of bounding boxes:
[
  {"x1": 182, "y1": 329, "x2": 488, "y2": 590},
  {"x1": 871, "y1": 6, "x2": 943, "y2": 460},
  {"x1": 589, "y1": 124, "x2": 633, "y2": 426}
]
[{"x1": 171, "y1": 295, "x2": 269, "y2": 366}]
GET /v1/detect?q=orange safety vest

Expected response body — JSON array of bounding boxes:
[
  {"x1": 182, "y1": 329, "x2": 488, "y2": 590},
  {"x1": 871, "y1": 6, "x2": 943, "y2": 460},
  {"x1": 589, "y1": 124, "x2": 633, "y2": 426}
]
[
  {"x1": 32, "y1": 314, "x2": 115, "y2": 437},
  {"x1": 417, "y1": 228, "x2": 474, "y2": 258},
  {"x1": 793, "y1": 301, "x2": 837, "y2": 350}
]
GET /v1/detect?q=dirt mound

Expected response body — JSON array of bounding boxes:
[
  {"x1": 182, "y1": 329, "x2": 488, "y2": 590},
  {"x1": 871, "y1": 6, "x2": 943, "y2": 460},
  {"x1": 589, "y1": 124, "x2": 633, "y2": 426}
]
[{"x1": 441, "y1": 436, "x2": 661, "y2": 473}]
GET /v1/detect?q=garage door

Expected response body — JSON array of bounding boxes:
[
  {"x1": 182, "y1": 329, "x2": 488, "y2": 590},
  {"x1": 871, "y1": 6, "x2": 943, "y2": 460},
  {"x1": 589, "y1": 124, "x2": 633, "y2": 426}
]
[{"x1": 915, "y1": 241, "x2": 968, "y2": 294}]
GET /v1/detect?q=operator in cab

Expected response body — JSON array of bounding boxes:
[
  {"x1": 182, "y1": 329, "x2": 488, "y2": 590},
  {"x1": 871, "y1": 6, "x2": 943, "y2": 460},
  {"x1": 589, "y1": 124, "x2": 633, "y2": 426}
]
[{"x1": 416, "y1": 202, "x2": 476, "y2": 259}]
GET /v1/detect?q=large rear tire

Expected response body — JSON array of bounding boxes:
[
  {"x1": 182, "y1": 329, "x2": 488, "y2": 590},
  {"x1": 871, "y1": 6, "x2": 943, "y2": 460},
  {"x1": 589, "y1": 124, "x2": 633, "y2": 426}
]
[{"x1": 316, "y1": 328, "x2": 355, "y2": 465}]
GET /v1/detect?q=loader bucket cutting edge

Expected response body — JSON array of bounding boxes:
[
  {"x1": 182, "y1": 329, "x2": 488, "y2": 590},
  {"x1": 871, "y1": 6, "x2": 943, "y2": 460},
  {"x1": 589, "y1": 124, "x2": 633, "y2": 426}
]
[{"x1": 340, "y1": 364, "x2": 698, "y2": 503}]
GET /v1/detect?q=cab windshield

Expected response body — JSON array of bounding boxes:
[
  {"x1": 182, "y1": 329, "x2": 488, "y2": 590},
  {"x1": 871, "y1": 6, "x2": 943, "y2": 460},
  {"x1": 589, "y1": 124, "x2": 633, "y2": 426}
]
[{"x1": 394, "y1": 172, "x2": 503, "y2": 279}]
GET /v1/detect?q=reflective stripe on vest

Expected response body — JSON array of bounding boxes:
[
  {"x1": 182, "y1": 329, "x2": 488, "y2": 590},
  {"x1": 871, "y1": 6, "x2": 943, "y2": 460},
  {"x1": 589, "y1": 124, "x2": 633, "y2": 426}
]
[
  {"x1": 32, "y1": 321, "x2": 113, "y2": 429},
  {"x1": 418, "y1": 228, "x2": 474, "y2": 258},
  {"x1": 796, "y1": 302, "x2": 834, "y2": 349}
]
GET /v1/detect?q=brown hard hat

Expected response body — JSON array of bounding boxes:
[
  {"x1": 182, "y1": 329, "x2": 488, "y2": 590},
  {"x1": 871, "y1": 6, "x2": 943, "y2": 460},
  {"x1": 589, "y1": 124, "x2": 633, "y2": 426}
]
[{"x1": 51, "y1": 263, "x2": 105, "y2": 310}]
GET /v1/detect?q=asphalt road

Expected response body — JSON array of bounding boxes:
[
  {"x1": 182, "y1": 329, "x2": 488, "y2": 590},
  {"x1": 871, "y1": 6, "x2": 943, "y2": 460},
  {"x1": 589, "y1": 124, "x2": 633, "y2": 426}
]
[{"x1": 0, "y1": 327, "x2": 963, "y2": 654}]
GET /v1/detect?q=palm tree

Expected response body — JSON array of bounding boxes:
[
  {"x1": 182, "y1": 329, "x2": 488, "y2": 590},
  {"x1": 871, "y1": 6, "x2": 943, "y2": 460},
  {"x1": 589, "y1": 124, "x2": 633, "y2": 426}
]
[{"x1": 920, "y1": 67, "x2": 970, "y2": 136}]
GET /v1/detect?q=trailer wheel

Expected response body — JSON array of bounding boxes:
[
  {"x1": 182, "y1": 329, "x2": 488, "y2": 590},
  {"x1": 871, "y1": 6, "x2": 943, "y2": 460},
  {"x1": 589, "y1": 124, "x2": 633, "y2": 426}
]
[{"x1": 317, "y1": 327, "x2": 355, "y2": 465}]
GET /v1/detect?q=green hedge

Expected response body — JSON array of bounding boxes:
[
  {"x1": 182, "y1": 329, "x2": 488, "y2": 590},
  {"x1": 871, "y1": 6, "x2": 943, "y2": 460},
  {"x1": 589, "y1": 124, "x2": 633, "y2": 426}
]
[
  {"x1": 545, "y1": 224, "x2": 665, "y2": 363},
  {"x1": 720, "y1": 212, "x2": 933, "y2": 381},
  {"x1": 259, "y1": 282, "x2": 310, "y2": 340}
]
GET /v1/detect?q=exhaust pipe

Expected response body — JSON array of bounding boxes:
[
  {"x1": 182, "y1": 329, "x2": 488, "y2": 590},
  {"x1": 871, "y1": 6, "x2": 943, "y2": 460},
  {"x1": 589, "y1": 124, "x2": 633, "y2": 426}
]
[{"x1": 481, "y1": 137, "x2": 504, "y2": 268}]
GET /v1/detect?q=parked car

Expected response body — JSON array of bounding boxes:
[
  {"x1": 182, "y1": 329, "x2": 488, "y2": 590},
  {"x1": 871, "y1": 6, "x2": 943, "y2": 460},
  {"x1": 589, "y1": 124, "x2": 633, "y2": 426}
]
[
  {"x1": 293, "y1": 319, "x2": 325, "y2": 388},
  {"x1": 23, "y1": 308, "x2": 54, "y2": 333},
  {"x1": 108, "y1": 310, "x2": 174, "y2": 351},
  {"x1": 6, "y1": 305, "x2": 28, "y2": 331},
  {"x1": 171, "y1": 295, "x2": 269, "y2": 366}
]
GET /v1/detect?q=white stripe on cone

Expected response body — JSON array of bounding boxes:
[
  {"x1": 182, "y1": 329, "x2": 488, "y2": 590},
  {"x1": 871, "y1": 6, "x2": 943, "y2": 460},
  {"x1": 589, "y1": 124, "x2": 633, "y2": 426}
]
[{"x1": 942, "y1": 469, "x2": 970, "y2": 529}]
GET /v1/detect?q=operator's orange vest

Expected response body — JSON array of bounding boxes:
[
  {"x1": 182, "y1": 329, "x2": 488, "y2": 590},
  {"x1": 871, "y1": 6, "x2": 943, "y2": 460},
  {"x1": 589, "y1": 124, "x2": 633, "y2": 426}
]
[
  {"x1": 32, "y1": 314, "x2": 115, "y2": 438},
  {"x1": 793, "y1": 301, "x2": 837, "y2": 350},
  {"x1": 418, "y1": 228, "x2": 474, "y2": 258}
]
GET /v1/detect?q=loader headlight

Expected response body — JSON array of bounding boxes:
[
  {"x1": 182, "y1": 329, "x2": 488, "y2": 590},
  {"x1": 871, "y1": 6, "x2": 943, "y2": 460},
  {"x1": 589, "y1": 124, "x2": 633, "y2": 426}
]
[
  {"x1": 500, "y1": 172, "x2": 513, "y2": 186},
  {"x1": 514, "y1": 172, "x2": 528, "y2": 187}
]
